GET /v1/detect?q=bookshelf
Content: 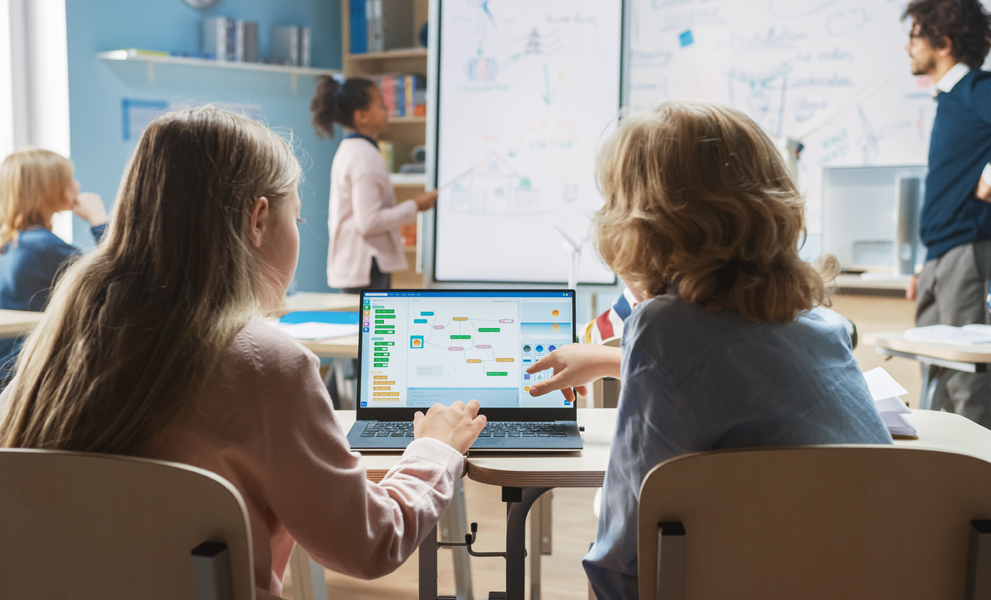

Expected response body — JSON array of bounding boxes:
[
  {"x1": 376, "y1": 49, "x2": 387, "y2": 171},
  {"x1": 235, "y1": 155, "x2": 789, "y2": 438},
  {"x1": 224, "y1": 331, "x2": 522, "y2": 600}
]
[
  {"x1": 96, "y1": 52, "x2": 341, "y2": 93},
  {"x1": 342, "y1": 0, "x2": 430, "y2": 288}
]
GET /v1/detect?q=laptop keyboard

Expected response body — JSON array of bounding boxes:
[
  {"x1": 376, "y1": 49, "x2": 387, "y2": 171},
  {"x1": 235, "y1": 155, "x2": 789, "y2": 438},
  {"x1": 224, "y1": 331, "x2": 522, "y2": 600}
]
[{"x1": 360, "y1": 422, "x2": 569, "y2": 438}]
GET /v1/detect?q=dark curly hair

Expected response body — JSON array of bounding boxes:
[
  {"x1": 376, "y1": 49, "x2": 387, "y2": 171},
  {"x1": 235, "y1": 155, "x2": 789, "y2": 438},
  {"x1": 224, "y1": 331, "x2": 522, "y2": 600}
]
[
  {"x1": 902, "y1": 0, "x2": 991, "y2": 69},
  {"x1": 310, "y1": 76, "x2": 377, "y2": 139}
]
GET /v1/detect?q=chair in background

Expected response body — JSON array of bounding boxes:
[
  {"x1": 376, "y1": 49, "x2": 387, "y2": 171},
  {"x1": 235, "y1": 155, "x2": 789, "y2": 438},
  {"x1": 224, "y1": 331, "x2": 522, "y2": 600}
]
[
  {"x1": 0, "y1": 449, "x2": 254, "y2": 600},
  {"x1": 637, "y1": 446, "x2": 991, "y2": 600},
  {"x1": 590, "y1": 335, "x2": 622, "y2": 409}
]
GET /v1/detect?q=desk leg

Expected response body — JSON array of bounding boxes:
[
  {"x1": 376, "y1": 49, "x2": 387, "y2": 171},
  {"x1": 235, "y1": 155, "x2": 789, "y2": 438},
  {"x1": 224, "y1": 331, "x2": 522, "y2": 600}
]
[
  {"x1": 921, "y1": 365, "x2": 937, "y2": 411},
  {"x1": 420, "y1": 524, "x2": 438, "y2": 600},
  {"x1": 505, "y1": 487, "x2": 552, "y2": 600}
]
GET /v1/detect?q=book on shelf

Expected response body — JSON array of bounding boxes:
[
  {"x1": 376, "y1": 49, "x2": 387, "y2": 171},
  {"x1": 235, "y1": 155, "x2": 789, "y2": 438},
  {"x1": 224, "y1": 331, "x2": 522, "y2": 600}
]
[
  {"x1": 365, "y1": 0, "x2": 413, "y2": 53},
  {"x1": 394, "y1": 75, "x2": 406, "y2": 118},
  {"x1": 378, "y1": 140, "x2": 395, "y2": 173},
  {"x1": 300, "y1": 27, "x2": 311, "y2": 67},
  {"x1": 243, "y1": 22, "x2": 260, "y2": 63},
  {"x1": 271, "y1": 26, "x2": 300, "y2": 66},
  {"x1": 350, "y1": 0, "x2": 367, "y2": 53}
]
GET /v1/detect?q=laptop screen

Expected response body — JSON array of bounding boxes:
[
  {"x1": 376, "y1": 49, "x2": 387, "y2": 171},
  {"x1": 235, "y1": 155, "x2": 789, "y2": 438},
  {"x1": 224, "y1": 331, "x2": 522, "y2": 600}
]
[{"x1": 358, "y1": 290, "x2": 576, "y2": 413}]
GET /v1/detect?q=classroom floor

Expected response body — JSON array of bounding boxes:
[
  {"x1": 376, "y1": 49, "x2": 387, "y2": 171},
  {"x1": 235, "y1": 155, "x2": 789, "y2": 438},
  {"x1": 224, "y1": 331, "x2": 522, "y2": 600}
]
[{"x1": 284, "y1": 478, "x2": 600, "y2": 600}]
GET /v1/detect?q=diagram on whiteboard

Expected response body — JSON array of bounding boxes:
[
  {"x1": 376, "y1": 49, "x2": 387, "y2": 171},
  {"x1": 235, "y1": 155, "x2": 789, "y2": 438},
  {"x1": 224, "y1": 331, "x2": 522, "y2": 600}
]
[
  {"x1": 625, "y1": 0, "x2": 958, "y2": 233},
  {"x1": 445, "y1": 152, "x2": 545, "y2": 216},
  {"x1": 436, "y1": 0, "x2": 622, "y2": 283}
]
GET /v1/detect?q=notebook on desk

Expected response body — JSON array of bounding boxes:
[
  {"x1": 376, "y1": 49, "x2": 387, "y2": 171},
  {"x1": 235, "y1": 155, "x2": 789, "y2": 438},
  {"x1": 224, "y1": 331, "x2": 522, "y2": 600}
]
[{"x1": 345, "y1": 289, "x2": 583, "y2": 452}]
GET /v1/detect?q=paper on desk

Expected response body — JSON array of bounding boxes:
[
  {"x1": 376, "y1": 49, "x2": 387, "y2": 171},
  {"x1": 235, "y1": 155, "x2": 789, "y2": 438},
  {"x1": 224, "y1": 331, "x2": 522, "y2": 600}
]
[
  {"x1": 276, "y1": 322, "x2": 358, "y2": 340},
  {"x1": 863, "y1": 367, "x2": 909, "y2": 401},
  {"x1": 904, "y1": 324, "x2": 991, "y2": 345},
  {"x1": 880, "y1": 412, "x2": 918, "y2": 438},
  {"x1": 862, "y1": 367, "x2": 916, "y2": 438}
]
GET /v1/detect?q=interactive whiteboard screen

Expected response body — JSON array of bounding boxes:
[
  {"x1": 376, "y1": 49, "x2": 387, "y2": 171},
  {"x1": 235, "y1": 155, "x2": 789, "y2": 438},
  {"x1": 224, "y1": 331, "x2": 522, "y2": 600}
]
[
  {"x1": 624, "y1": 0, "x2": 991, "y2": 233},
  {"x1": 434, "y1": 0, "x2": 622, "y2": 283}
]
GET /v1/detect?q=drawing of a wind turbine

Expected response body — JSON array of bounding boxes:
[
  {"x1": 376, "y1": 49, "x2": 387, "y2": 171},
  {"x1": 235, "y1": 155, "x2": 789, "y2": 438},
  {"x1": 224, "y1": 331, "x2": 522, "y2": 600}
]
[{"x1": 776, "y1": 78, "x2": 889, "y2": 184}]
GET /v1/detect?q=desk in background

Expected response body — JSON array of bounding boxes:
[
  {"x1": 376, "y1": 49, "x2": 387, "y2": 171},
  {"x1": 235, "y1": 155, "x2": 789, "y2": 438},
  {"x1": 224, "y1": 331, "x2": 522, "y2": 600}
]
[
  {"x1": 335, "y1": 408, "x2": 988, "y2": 600},
  {"x1": 863, "y1": 331, "x2": 991, "y2": 410},
  {"x1": 278, "y1": 292, "x2": 361, "y2": 316},
  {"x1": 0, "y1": 309, "x2": 43, "y2": 339},
  {"x1": 300, "y1": 336, "x2": 359, "y2": 359},
  {"x1": 830, "y1": 291, "x2": 921, "y2": 405}
]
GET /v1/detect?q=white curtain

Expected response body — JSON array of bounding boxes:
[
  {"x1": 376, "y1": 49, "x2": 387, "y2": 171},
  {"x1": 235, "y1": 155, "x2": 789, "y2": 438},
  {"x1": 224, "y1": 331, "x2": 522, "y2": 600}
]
[{"x1": 1, "y1": 0, "x2": 72, "y2": 242}]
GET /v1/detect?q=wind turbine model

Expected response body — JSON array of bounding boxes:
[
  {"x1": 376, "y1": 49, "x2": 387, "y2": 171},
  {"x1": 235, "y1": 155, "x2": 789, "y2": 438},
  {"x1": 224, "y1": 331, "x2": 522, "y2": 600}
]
[
  {"x1": 776, "y1": 78, "x2": 889, "y2": 184},
  {"x1": 554, "y1": 225, "x2": 585, "y2": 290}
]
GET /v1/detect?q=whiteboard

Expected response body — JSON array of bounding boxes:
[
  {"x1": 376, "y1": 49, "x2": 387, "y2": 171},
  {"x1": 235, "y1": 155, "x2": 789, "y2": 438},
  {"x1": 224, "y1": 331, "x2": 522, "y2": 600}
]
[
  {"x1": 433, "y1": 0, "x2": 622, "y2": 283},
  {"x1": 625, "y1": 0, "x2": 957, "y2": 234}
]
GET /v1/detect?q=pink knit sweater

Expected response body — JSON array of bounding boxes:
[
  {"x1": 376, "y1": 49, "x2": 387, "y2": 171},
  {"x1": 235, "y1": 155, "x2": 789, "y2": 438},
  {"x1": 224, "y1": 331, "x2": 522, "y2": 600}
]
[
  {"x1": 146, "y1": 318, "x2": 464, "y2": 598},
  {"x1": 327, "y1": 138, "x2": 417, "y2": 288}
]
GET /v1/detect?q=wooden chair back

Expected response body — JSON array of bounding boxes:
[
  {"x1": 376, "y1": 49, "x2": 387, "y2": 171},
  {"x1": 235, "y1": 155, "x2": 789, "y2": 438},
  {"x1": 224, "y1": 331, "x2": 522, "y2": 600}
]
[
  {"x1": 638, "y1": 446, "x2": 991, "y2": 600},
  {"x1": 0, "y1": 449, "x2": 255, "y2": 599},
  {"x1": 591, "y1": 335, "x2": 622, "y2": 409}
]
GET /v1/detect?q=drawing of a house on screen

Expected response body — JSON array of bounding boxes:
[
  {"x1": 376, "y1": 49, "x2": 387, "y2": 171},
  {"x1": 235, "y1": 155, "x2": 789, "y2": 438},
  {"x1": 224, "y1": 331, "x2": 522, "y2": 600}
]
[{"x1": 448, "y1": 152, "x2": 544, "y2": 215}]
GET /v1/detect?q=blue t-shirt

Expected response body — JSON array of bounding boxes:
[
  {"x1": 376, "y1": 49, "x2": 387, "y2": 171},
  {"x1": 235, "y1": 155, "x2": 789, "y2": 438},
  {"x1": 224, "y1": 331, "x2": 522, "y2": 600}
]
[
  {"x1": 921, "y1": 69, "x2": 991, "y2": 261},
  {"x1": 583, "y1": 294, "x2": 893, "y2": 600},
  {"x1": 0, "y1": 224, "x2": 106, "y2": 377}
]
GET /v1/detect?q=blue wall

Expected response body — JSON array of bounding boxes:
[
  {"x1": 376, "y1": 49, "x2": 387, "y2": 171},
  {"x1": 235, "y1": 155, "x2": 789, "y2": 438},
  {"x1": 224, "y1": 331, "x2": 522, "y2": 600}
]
[{"x1": 66, "y1": 0, "x2": 342, "y2": 292}]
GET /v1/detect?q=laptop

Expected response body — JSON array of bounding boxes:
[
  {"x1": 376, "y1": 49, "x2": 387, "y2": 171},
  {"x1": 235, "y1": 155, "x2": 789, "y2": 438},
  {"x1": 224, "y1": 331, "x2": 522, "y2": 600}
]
[{"x1": 346, "y1": 289, "x2": 583, "y2": 452}]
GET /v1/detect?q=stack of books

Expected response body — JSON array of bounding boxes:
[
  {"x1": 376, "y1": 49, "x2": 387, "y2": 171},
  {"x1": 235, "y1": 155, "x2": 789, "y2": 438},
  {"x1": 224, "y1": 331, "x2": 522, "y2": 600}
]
[
  {"x1": 374, "y1": 74, "x2": 427, "y2": 118},
  {"x1": 202, "y1": 18, "x2": 260, "y2": 62}
]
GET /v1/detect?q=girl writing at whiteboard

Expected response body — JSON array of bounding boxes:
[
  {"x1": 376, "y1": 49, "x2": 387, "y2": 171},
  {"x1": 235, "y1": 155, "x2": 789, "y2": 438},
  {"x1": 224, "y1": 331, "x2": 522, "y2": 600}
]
[
  {"x1": 311, "y1": 76, "x2": 436, "y2": 292},
  {"x1": 526, "y1": 100, "x2": 892, "y2": 598}
]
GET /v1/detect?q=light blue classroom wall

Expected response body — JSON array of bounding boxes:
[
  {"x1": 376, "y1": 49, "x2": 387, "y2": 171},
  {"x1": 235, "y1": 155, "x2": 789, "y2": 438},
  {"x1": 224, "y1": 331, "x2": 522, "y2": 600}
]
[{"x1": 66, "y1": 0, "x2": 342, "y2": 292}]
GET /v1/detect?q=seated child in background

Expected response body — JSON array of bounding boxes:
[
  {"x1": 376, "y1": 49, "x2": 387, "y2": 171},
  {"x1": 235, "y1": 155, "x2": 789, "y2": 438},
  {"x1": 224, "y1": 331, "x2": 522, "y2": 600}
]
[
  {"x1": 529, "y1": 100, "x2": 892, "y2": 599},
  {"x1": 583, "y1": 287, "x2": 638, "y2": 344},
  {"x1": 0, "y1": 107, "x2": 485, "y2": 600},
  {"x1": 0, "y1": 148, "x2": 108, "y2": 380}
]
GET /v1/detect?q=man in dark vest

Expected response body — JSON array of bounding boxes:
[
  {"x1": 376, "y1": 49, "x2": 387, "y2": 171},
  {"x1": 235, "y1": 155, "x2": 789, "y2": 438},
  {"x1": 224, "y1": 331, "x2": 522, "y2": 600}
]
[{"x1": 903, "y1": 0, "x2": 991, "y2": 427}]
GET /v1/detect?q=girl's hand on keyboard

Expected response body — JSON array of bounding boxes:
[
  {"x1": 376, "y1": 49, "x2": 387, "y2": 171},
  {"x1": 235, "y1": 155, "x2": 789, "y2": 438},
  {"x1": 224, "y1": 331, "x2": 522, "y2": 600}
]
[
  {"x1": 413, "y1": 399, "x2": 487, "y2": 454},
  {"x1": 527, "y1": 344, "x2": 623, "y2": 401}
]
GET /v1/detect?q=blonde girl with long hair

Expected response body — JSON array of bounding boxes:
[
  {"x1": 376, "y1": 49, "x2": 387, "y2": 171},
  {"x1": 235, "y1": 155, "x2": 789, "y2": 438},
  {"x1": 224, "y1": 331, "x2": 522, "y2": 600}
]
[
  {"x1": 526, "y1": 100, "x2": 892, "y2": 599},
  {"x1": 0, "y1": 148, "x2": 108, "y2": 381},
  {"x1": 0, "y1": 107, "x2": 485, "y2": 600}
]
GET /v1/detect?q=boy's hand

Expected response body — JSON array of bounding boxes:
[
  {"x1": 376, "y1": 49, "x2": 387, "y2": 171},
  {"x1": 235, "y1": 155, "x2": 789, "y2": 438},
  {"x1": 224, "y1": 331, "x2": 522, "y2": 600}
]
[{"x1": 527, "y1": 344, "x2": 623, "y2": 401}]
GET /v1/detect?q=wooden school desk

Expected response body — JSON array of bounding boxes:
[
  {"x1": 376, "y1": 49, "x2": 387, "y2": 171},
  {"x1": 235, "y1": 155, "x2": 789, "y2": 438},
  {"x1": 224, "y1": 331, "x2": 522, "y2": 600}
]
[
  {"x1": 276, "y1": 292, "x2": 361, "y2": 316},
  {"x1": 0, "y1": 309, "x2": 43, "y2": 339},
  {"x1": 863, "y1": 331, "x2": 991, "y2": 410},
  {"x1": 300, "y1": 336, "x2": 359, "y2": 359},
  {"x1": 335, "y1": 408, "x2": 991, "y2": 600}
]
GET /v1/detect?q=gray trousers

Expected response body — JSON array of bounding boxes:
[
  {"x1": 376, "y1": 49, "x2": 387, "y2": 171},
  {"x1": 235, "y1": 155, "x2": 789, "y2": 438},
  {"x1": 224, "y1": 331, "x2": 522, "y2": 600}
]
[{"x1": 916, "y1": 239, "x2": 991, "y2": 428}]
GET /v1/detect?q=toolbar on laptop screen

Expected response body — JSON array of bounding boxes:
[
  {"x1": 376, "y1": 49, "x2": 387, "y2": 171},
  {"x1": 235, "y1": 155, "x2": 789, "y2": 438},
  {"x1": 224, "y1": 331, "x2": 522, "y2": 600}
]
[{"x1": 359, "y1": 291, "x2": 575, "y2": 409}]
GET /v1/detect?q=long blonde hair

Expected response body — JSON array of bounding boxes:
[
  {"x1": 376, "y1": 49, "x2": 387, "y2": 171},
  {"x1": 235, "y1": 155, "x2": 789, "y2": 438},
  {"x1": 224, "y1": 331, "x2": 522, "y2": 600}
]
[
  {"x1": 0, "y1": 107, "x2": 301, "y2": 454},
  {"x1": 0, "y1": 148, "x2": 73, "y2": 247},
  {"x1": 593, "y1": 100, "x2": 836, "y2": 322}
]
